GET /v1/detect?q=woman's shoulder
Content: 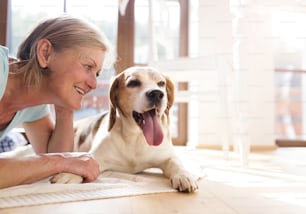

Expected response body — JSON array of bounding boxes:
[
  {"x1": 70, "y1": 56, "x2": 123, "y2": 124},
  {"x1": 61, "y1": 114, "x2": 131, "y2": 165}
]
[{"x1": 18, "y1": 104, "x2": 50, "y2": 122}]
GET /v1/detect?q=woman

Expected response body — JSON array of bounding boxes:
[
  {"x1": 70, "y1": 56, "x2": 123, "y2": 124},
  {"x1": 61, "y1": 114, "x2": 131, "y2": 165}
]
[{"x1": 0, "y1": 15, "x2": 112, "y2": 188}]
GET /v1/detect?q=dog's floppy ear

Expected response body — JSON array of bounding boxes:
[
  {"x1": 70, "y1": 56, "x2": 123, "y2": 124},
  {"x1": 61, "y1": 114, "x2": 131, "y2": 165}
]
[
  {"x1": 164, "y1": 75, "x2": 175, "y2": 115},
  {"x1": 108, "y1": 72, "x2": 124, "y2": 131}
]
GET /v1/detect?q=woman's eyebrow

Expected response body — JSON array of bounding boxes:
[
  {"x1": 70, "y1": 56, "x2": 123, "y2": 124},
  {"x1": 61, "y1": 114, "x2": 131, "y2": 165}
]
[
  {"x1": 85, "y1": 57, "x2": 96, "y2": 66},
  {"x1": 79, "y1": 53, "x2": 103, "y2": 72},
  {"x1": 85, "y1": 56, "x2": 102, "y2": 70}
]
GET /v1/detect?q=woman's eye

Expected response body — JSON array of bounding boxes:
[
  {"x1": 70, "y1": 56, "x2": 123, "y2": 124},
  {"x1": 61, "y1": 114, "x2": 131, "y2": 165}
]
[
  {"x1": 84, "y1": 64, "x2": 92, "y2": 71},
  {"x1": 96, "y1": 72, "x2": 100, "y2": 77}
]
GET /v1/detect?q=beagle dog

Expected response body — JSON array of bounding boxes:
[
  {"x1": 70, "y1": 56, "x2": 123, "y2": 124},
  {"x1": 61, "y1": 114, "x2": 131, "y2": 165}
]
[{"x1": 51, "y1": 66, "x2": 198, "y2": 193}]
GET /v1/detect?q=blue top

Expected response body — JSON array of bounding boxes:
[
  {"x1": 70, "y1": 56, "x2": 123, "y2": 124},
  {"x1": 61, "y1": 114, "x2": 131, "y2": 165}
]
[{"x1": 0, "y1": 45, "x2": 49, "y2": 138}]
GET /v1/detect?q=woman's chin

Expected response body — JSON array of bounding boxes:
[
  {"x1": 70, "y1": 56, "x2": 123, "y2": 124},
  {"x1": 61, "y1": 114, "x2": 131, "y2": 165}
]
[{"x1": 69, "y1": 102, "x2": 81, "y2": 110}]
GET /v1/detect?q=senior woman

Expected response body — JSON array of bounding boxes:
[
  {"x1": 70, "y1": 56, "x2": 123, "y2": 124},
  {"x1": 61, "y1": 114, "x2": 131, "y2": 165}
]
[{"x1": 0, "y1": 15, "x2": 112, "y2": 188}]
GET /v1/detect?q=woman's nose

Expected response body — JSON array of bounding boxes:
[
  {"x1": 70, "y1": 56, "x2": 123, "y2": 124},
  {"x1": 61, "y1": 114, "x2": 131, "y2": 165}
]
[{"x1": 88, "y1": 74, "x2": 97, "y2": 90}]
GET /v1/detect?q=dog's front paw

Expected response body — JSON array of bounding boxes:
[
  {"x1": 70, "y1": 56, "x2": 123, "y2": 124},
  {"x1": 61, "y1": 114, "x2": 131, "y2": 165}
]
[
  {"x1": 50, "y1": 173, "x2": 83, "y2": 184},
  {"x1": 170, "y1": 173, "x2": 198, "y2": 193}
]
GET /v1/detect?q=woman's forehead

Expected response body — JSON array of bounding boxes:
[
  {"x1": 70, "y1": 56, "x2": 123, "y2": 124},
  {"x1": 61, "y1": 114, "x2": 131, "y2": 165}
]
[{"x1": 78, "y1": 48, "x2": 105, "y2": 66}]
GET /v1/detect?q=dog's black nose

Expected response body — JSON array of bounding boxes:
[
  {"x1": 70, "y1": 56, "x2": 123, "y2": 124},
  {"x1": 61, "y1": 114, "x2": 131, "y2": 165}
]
[{"x1": 146, "y1": 89, "x2": 164, "y2": 104}]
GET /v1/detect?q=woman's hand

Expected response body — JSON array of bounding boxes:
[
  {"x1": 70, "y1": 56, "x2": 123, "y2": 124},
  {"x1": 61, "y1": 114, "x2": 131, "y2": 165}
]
[{"x1": 54, "y1": 152, "x2": 100, "y2": 182}]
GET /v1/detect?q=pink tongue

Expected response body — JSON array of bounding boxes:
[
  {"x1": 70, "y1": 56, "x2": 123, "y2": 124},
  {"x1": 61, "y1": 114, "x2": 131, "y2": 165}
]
[{"x1": 142, "y1": 111, "x2": 164, "y2": 146}]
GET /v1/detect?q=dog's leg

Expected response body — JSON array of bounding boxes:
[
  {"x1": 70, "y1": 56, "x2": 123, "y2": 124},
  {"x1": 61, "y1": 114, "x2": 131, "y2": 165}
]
[
  {"x1": 50, "y1": 172, "x2": 83, "y2": 184},
  {"x1": 161, "y1": 157, "x2": 198, "y2": 193}
]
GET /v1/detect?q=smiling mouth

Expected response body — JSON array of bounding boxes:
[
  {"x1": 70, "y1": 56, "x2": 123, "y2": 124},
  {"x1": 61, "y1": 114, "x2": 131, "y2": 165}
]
[
  {"x1": 74, "y1": 86, "x2": 85, "y2": 95},
  {"x1": 133, "y1": 109, "x2": 164, "y2": 146}
]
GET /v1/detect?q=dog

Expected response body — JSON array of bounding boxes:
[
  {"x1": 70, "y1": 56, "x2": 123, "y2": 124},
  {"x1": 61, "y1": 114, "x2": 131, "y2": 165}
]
[{"x1": 50, "y1": 66, "x2": 198, "y2": 193}]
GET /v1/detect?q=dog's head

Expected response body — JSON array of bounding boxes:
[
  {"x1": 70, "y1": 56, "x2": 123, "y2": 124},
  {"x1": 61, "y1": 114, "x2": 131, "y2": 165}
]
[{"x1": 108, "y1": 66, "x2": 174, "y2": 146}]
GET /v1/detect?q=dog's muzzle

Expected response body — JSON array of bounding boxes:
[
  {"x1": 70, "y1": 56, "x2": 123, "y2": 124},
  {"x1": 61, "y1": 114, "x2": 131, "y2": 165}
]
[
  {"x1": 132, "y1": 89, "x2": 165, "y2": 146},
  {"x1": 146, "y1": 89, "x2": 164, "y2": 107}
]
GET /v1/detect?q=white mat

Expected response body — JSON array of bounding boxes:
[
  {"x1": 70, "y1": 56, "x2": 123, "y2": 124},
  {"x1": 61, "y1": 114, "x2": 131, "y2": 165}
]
[
  {"x1": 0, "y1": 171, "x2": 173, "y2": 208},
  {"x1": 0, "y1": 149, "x2": 204, "y2": 209}
]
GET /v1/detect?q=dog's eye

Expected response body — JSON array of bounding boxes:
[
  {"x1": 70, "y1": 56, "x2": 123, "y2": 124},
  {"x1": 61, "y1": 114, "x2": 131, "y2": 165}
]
[
  {"x1": 127, "y1": 80, "x2": 141, "y2": 87},
  {"x1": 158, "y1": 81, "x2": 165, "y2": 87}
]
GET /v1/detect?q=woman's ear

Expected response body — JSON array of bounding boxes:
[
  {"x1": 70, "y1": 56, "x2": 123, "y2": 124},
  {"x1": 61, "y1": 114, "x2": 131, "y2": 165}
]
[{"x1": 36, "y1": 39, "x2": 52, "y2": 68}]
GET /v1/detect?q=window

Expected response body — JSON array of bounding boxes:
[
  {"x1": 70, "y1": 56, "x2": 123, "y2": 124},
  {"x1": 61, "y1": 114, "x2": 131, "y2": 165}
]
[
  {"x1": 273, "y1": 11, "x2": 306, "y2": 146},
  {"x1": 134, "y1": 0, "x2": 180, "y2": 64},
  {"x1": 275, "y1": 69, "x2": 306, "y2": 146}
]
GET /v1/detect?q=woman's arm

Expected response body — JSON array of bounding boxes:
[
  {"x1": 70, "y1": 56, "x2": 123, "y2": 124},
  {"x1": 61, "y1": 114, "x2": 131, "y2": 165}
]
[
  {"x1": 23, "y1": 115, "x2": 54, "y2": 154},
  {"x1": 23, "y1": 107, "x2": 74, "y2": 154},
  {"x1": 0, "y1": 153, "x2": 100, "y2": 189},
  {"x1": 47, "y1": 107, "x2": 74, "y2": 152}
]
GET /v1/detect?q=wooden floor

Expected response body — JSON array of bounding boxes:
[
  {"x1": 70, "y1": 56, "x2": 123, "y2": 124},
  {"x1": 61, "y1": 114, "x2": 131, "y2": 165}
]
[{"x1": 2, "y1": 147, "x2": 306, "y2": 214}]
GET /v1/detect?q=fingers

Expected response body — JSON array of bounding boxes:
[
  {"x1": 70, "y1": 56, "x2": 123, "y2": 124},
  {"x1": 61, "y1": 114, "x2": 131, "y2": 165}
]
[
  {"x1": 80, "y1": 154, "x2": 100, "y2": 182},
  {"x1": 61, "y1": 153, "x2": 100, "y2": 182}
]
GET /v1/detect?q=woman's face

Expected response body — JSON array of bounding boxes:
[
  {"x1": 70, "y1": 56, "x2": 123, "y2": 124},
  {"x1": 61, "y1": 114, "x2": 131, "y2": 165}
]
[{"x1": 46, "y1": 47, "x2": 105, "y2": 109}]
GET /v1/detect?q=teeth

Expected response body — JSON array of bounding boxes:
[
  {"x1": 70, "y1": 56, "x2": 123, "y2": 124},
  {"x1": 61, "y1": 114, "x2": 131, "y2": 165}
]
[
  {"x1": 75, "y1": 87, "x2": 85, "y2": 95},
  {"x1": 133, "y1": 111, "x2": 146, "y2": 127}
]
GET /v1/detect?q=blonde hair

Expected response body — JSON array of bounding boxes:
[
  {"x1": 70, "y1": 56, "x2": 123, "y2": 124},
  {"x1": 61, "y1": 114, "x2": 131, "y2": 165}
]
[{"x1": 15, "y1": 15, "x2": 113, "y2": 88}]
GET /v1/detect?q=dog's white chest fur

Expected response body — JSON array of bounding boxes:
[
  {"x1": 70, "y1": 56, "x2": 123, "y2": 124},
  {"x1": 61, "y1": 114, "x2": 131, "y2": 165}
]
[{"x1": 92, "y1": 119, "x2": 173, "y2": 174}]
